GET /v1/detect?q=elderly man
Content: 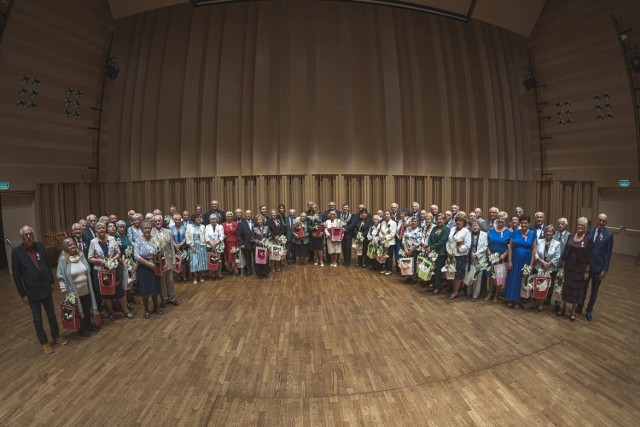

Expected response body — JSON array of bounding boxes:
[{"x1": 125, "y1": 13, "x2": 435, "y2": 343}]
[
  {"x1": 285, "y1": 208, "x2": 297, "y2": 264},
  {"x1": 82, "y1": 214, "x2": 97, "y2": 250},
  {"x1": 482, "y1": 207, "x2": 499, "y2": 232},
  {"x1": 152, "y1": 214, "x2": 178, "y2": 308},
  {"x1": 532, "y1": 211, "x2": 546, "y2": 240},
  {"x1": 389, "y1": 203, "x2": 400, "y2": 223},
  {"x1": 578, "y1": 213, "x2": 614, "y2": 321},
  {"x1": 237, "y1": 210, "x2": 255, "y2": 275},
  {"x1": 12, "y1": 225, "x2": 68, "y2": 353},
  {"x1": 340, "y1": 204, "x2": 354, "y2": 266},
  {"x1": 205, "y1": 200, "x2": 224, "y2": 225},
  {"x1": 444, "y1": 210, "x2": 454, "y2": 229},
  {"x1": 125, "y1": 210, "x2": 136, "y2": 230},
  {"x1": 430, "y1": 205, "x2": 439, "y2": 217},
  {"x1": 70, "y1": 223, "x2": 87, "y2": 256},
  {"x1": 410, "y1": 202, "x2": 420, "y2": 219}
]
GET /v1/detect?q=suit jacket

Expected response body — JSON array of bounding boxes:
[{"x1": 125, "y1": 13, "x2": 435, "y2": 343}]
[
  {"x1": 589, "y1": 227, "x2": 613, "y2": 273},
  {"x1": 353, "y1": 217, "x2": 372, "y2": 240},
  {"x1": 237, "y1": 219, "x2": 255, "y2": 250},
  {"x1": 338, "y1": 211, "x2": 354, "y2": 239},
  {"x1": 82, "y1": 227, "x2": 96, "y2": 255},
  {"x1": 151, "y1": 228, "x2": 175, "y2": 268},
  {"x1": 481, "y1": 219, "x2": 495, "y2": 233},
  {"x1": 285, "y1": 216, "x2": 297, "y2": 242},
  {"x1": 428, "y1": 225, "x2": 450, "y2": 256},
  {"x1": 12, "y1": 242, "x2": 54, "y2": 300}
]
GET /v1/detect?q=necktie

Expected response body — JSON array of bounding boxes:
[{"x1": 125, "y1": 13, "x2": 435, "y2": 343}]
[{"x1": 597, "y1": 229, "x2": 602, "y2": 241}]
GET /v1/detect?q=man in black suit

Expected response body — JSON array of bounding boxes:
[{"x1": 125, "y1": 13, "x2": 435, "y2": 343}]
[
  {"x1": 285, "y1": 208, "x2": 297, "y2": 264},
  {"x1": 82, "y1": 214, "x2": 97, "y2": 253},
  {"x1": 578, "y1": 213, "x2": 614, "y2": 321},
  {"x1": 339, "y1": 204, "x2": 354, "y2": 266},
  {"x1": 258, "y1": 205, "x2": 271, "y2": 227},
  {"x1": 531, "y1": 211, "x2": 546, "y2": 240},
  {"x1": 234, "y1": 208, "x2": 244, "y2": 223},
  {"x1": 237, "y1": 210, "x2": 255, "y2": 276},
  {"x1": 125, "y1": 210, "x2": 136, "y2": 231},
  {"x1": 70, "y1": 223, "x2": 88, "y2": 256},
  {"x1": 12, "y1": 225, "x2": 68, "y2": 354},
  {"x1": 481, "y1": 207, "x2": 499, "y2": 232},
  {"x1": 205, "y1": 200, "x2": 225, "y2": 225}
]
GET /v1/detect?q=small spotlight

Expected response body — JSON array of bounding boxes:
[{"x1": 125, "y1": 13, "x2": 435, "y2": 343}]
[
  {"x1": 603, "y1": 92, "x2": 610, "y2": 99},
  {"x1": 567, "y1": 118, "x2": 573, "y2": 124},
  {"x1": 594, "y1": 95, "x2": 601, "y2": 101},
  {"x1": 30, "y1": 90, "x2": 39, "y2": 97},
  {"x1": 597, "y1": 114, "x2": 604, "y2": 121},
  {"x1": 72, "y1": 111, "x2": 80, "y2": 120},
  {"x1": 20, "y1": 74, "x2": 30, "y2": 83},
  {"x1": 66, "y1": 87, "x2": 74, "y2": 96},
  {"x1": 557, "y1": 120, "x2": 564, "y2": 127},
  {"x1": 605, "y1": 102, "x2": 612, "y2": 109},
  {"x1": 17, "y1": 100, "x2": 26, "y2": 108},
  {"x1": 75, "y1": 90, "x2": 83, "y2": 98},
  {"x1": 62, "y1": 109, "x2": 72, "y2": 117},
  {"x1": 18, "y1": 87, "x2": 28, "y2": 96},
  {"x1": 607, "y1": 112, "x2": 614, "y2": 120},
  {"x1": 31, "y1": 78, "x2": 40, "y2": 86},
  {"x1": 595, "y1": 104, "x2": 601, "y2": 110},
  {"x1": 74, "y1": 100, "x2": 81, "y2": 108},
  {"x1": 27, "y1": 101, "x2": 38, "y2": 110},
  {"x1": 64, "y1": 98, "x2": 73, "y2": 106}
]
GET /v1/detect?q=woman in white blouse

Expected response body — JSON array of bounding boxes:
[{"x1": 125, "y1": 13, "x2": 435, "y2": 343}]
[
  {"x1": 530, "y1": 225, "x2": 561, "y2": 311},
  {"x1": 465, "y1": 219, "x2": 488, "y2": 301},
  {"x1": 205, "y1": 214, "x2": 225, "y2": 280},
  {"x1": 324, "y1": 210, "x2": 342, "y2": 268},
  {"x1": 447, "y1": 212, "x2": 472, "y2": 301},
  {"x1": 380, "y1": 210, "x2": 397, "y2": 276}
]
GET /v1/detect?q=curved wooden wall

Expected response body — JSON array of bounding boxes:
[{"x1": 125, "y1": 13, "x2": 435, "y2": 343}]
[{"x1": 105, "y1": 0, "x2": 533, "y2": 182}]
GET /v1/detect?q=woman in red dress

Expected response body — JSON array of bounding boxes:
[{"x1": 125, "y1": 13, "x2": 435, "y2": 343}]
[{"x1": 222, "y1": 212, "x2": 240, "y2": 275}]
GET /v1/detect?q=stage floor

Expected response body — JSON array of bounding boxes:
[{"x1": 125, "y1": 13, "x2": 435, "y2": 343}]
[{"x1": 1, "y1": 255, "x2": 639, "y2": 426}]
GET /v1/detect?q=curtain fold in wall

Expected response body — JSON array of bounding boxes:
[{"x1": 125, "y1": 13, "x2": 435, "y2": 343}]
[{"x1": 36, "y1": 176, "x2": 593, "y2": 237}]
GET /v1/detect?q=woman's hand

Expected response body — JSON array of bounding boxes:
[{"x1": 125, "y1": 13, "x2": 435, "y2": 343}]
[{"x1": 507, "y1": 261, "x2": 512, "y2": 270}]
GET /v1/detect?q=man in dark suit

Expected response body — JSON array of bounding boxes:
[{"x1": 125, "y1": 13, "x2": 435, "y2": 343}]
[
  {"x1": 531, "y1": 211, "x2": 546, "y2": 240},
  {"x1": 70, "y1": 223, "x2": 88, "y2": 256},
  {"x1": 481, "y1": 207, "x2": 499, "y2": 232},
  {"x1": 82, "y1": 214, "x2": 97, "y2": 252},
  {"x1": 125, "y1": 210, "x2": 136, "y2": 231},
  {"x1": 339, "y1": 204, "x2": 354, "y2": 266},
  {"x1": 205, "y1": 200, "x2": 225, "y2": 225},
  {"x1": 578, "y1": 213, "x2": 613, "y2": 321},
  {"x1": 285, "y1": 208, "x2": 297, "y2": 264},
  {"x1": 237, "y1": 210, "x2": 255, "y2": 276},
  {"x1": 12, "y1": 225, "x2": 68, "y2": 354}
]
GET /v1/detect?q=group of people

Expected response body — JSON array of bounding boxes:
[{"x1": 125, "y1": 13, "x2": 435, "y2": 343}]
[{"x1": 11, "y1": 199, "x2": 613, "y2": 354}]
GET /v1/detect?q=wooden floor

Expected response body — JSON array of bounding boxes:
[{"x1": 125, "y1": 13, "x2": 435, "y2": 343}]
[{"x1": 1, "y1": 255, "x2": 639, "y2": 426}]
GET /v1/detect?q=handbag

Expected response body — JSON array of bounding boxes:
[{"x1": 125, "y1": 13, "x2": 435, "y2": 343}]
[
  {"x1": 255, "y1": 247, "x2": 268, "y2": 265},
  {"x1": 60, "y1": 302, "x2": 80, "y2": 331},
  {"x1": 399, "y1": 257, "x2": 414, "y2": 275}
]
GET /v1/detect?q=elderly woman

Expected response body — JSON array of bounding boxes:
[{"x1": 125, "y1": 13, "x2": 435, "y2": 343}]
[
  {"x1": 205, "y1": 214, "x2": 225, "y2": 280},
  {"x1": 509, "y1": 216, "x2": 520, "y2": 233},
  {"x1": 324, "y1": 210, "x2": 343, "y2": 268},
  {"x1": 170, "y1": 214, "x2": 188, "y2": 282},
  {"x1": 308, "y1": 204, "x2": 325, "y2": 267},
  {"x1": 222, "y1": 211, "x2": 240, "y2": 275},
  {"x1": 380, "y1": 210, "x2": 397, "y2": 276},
  {"x1": 268, "y1": 209, "x2": 286, "y2": 272},
  {"x1": 88, "y1": 222, "x2": 132, "y2": 320},
  {"x1": 186, "y1": 214, "x2": 207, "y2": 284},
  {"x1": 291, "y1": 212, "x2": 310, "y2": 265},
  {"x1": 115, "y1": 220, "x2": 135, "y2": 303},
  {"x1": 466, "y1": 219, "x2": 488, "y2": 301},
  {"x1": 485, "y1": 212, "x2": 512, "y2": 302},
  {"x1": 354, "y1": 209, "x2": 372, "y2": 268},
  {"x1": 126, "y1": 213, "x2": 143, "y2": 244},
  {"x1": 251, "y1": 214, "x2": 272, "y2": 278},
  {"x1": 57, "y1": 238, "x2": 99, "y2": 336},
  {"x1": 133, "y1": 219, "x2": 164, "y2": 319},
  {"x1": 557, "y1": 217, "x2": 592, "y2": 322},
  {"x1": 529, "y1": 225, "x2": 562, "y2": 311},
  {"x1": 447, "y1": 212, "x2": 472, "y2": 300},
  {"x1": 427, "y1": 213, "x2": 450, "y2": 294},
  {"x1": 367, "y1": 215, "x2": 383, "y2": 272},
  {"x1": 505, "y1": 215, "x2": 537, "y2": 308},
  {"x1": 401, "y1": 216, "x2": 423, "y2": 284}
]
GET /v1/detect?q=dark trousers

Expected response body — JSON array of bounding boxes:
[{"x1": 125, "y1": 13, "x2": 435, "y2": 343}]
[
  {"x1": 242, "y1": 248, "x2": 254, "y2": 275},
  {"x1": 79, "y1": 293, "x2": 92, "y2": 333},
  {"x1": 255, "y1": 262, "x2": 269, "y2": 277},
  {"x1": 579, "y1": 271, "x2": 602, "y2": 312},
  {"x1": 385, "y1": 245, "x2": 396, "y2": 271},
  {"x1": 359, "y1": 239, "x2": 370, "y2": 267},
  {"x1": 341, "y1": 237, "x2": 353, "y2": 265},
  {"x1": 433, "y1": 255, "x2": 447, "y2": 290},
  {"x1": 29, "y1": 295, "x2": 60, "y2": 345}
]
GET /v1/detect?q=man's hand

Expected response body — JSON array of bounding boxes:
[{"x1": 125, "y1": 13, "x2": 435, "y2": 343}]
[
  {"x1": 599, "y1": 271, "x2": 607, "y2": 281},
  {"x1": 21, "y1": 295, "x2": 28, "y2": 305}
]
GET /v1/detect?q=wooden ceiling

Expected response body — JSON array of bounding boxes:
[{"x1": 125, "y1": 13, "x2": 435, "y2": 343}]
[{"x1": 107, "y1": 0, "x2": 546, "y2": 37}]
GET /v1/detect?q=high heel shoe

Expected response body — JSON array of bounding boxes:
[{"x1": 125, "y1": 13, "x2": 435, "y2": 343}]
[{"x1": 556, "y1": 309, "x2": 565, "y2": 317}]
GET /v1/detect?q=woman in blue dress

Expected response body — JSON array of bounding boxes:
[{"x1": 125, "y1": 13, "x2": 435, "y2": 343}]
[
  {"x1": 186, "y1": 215, "x2": 207, "y2": 284},
  {"x1": 485, "y1": 212, "x2": 512, "y2": 302},
  {"x1": 504, "y1": 215, "x2": 537, "y2": 308}
]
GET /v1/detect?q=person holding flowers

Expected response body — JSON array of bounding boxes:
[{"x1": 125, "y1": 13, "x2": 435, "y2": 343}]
[
  {"x1": 133, "y1": 219, "x2": 164, "y2": 319},
  {"x1": 367, "y1": 215, "x2": 383, "y2": 272},
  {"x1": 152, "y1": 214, "x2": 178, "y2": 306},
  {"x1": 557, "y1": 217, "x2": 592, "y2": 322},
  {"x1": 88, "y1": 222, "x2": 130, "y2": 320},
  {"x1": 401, "y1": 217, "x2": 423, "y2": 284},
  {"x1": 485, "y1": 211, "x2": 512, "y2": 302},
  {"x1": 426, "y1": 213, "x2": 450, "y2": 294},
  {"x1": 268, "y1": 209, "x2": 286, "y2": 272},
  {"x1": 57, "y1": 238, "x2": 100, "y2": 337},
  {"x1": 186, "y1": 214, "x2": 207, "y2": 283},
  {"x1": 354, "y1": 209, "x2": 372, "y2": 268},
  {"x1": 446, "y1": 212, "x2": 472, "y2": 300},
  {"x1": 308, "y1": 204, "x2": 325, "y2": 267},
  {"x1": 170, "y1": 214, "x2": 188, "y2": 282},
  {"x1": 504, "y1": 215, "x2": 537, "y2": 308},
  {"x1": 465, "y1": 219, "x2": 488, "y2": 301},
  {"x1": 290, "y1": 212, "x2": 310, "y2": 265},
  {"x1": 205, "y1": 214, "x2": 225, "y2": 280},
  {"x1": 530, "y1": 225, "x2": 561, "y2": 312},
  {"x1": 115, "y1": 220, "x2": 136, "y2": 304},
  {"x1": 324, "y1": 210, "x2": 343, "y2": 268},
  {"x1": 223, "y1": 211, "x2": 240, "y2": 276},
  {"x1": 251, "y1": 214, "x2": 271, "y2": 278},
  {"x1": 380, "y1": 210, "x2": 397, "y2": 275}
]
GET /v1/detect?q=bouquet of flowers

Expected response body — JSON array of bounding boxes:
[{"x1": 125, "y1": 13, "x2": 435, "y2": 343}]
[
  {"x1": 164, "y1": 215, "x2": 171, "y2": 224},
  {"x1": 214, "y1": 242, "x2": 225, "y2": 254},
  {"x1": 441, "y1": 246, "x2": 457, "y2": 279},
  {"x1": 104, "y1": 258, "x2": 119, "y2": 270},
  {"x1": 309, "y1": 214, "x2": 325, "y2": 237},
  {"x1": 150, "y1": 234, "x2": 167, "y2": 275},
  {"x1": 474, "y1": 258, "x2": 488, "y2": 279},
  {"x1": 521, "y1": 264, "x2": 534, "y2": 298},
  {"x1": 353, "y1": 231, "x2": 364, "y2": 255},
  {"x1": 553, "y1": 268, "x2": 564, "y2": 300},
  {"x1": 64, "y1": 292, "x2": 77, "y2": 306},
  {"x1": 488, "y1": 252, "x2": 500, "y2": 265},
  {"x1": 60, "y1": 293, "x2": 80, "y2": 330},
  {"x1": 380, "y1": 224, "x2": 394, "y2": 248},
  {"x1": 278, "y1": 235, "x2": 287, "y2": 246},
  {"x1": 292, "y1": 219, "x2": 304, "y2": 239}
]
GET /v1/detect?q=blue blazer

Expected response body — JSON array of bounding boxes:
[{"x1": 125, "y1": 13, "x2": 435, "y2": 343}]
[
  {"x1": 589, "y1": 227, "x2": 613, "y2": 273},
  {"x1": 12, "y1": 242, "x2": 54, "y2": 300}
]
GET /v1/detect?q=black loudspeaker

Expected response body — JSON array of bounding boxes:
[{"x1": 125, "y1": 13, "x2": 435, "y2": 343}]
[
  {"x1": 104, "y1": 63, "x2": 120, "y2": 80},
  {"x1": 523, "y1": 77, "x2": 537, "y2": 90}
]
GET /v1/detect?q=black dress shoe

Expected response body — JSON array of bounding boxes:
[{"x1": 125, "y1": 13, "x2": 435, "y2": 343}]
[
  {"x1": 586, "y1": 312, "x2": 593, "y2": 321},
  {"x1": 160, "y1": 301, "x2": 167, "y2": 308},
  {"x1": 169, "y1": 299, "x2": 179, "y2": 306},
  {"x1": 154, "y1": 308, "x2": 164, "y2": 315},
  {"x1": 80, "y1": 330, "x2": 91, "y2": 337},
  {"x1": 144, "y1": 311, "x2": 151, "y2": 319}
]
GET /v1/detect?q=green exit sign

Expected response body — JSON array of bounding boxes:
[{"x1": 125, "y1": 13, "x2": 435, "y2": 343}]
[
  {"x1": 618, "y1": 179, "x2": 630, "y2": 188},
  {"x1": 0, "y1": 182, "x2": 9, "y2": 191}
]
